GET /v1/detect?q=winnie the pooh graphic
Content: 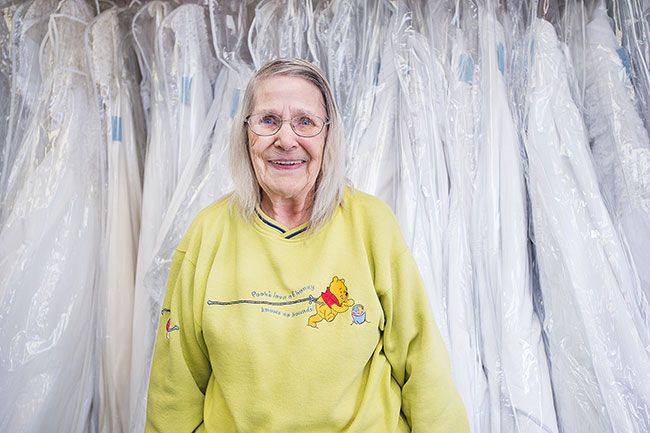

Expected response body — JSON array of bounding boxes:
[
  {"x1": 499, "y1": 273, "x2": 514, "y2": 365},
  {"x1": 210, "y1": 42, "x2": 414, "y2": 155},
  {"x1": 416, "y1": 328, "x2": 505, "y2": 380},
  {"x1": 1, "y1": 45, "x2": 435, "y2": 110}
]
[{"x1": 307, "y1": 276, "x2": 355, "y2": 328}]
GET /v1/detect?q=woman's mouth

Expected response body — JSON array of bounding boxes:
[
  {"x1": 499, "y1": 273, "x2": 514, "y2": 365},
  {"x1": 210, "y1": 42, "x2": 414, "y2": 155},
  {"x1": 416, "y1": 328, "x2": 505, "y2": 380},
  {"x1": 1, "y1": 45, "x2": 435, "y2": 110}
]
[{"x1": 269, "y1": 159, "x2": 306, "y2": 169}]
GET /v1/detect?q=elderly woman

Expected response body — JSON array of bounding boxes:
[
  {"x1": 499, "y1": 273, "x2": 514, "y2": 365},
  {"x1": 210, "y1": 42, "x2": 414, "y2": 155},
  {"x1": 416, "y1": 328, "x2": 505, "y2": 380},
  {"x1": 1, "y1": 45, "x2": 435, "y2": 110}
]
[{"x1": 146, "y1": 59, "x2": 468, "y2": 432}]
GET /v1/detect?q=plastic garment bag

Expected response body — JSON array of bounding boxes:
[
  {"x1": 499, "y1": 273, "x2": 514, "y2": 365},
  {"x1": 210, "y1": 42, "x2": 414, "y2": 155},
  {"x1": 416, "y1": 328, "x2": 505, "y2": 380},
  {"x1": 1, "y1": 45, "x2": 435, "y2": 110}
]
[
  {"x1": 0, "y1": 4, "x2": 15, "y2": 182},
  {"x1": 392, "y1": 1, "x2": 451, "y2": 350},
  {"x1": 135, "y1": 2, "x2": 217, "y2": 279},
  {"x1": 207, "y1": 0, "x2": 250, "y2": 66},
  {"x1": 86, "y1": 7, "x2": 145, "y2": 433},
  {"x1": 129, "y1": 11, "x2": 252, "y2": 432},
  {"x1": 473, "y1": 9, "x2": 558, "y2": 433},
  {"x1": 0, "y1": 0, "x2": 59, "y2": 222},
  {"x1": 611, "y1": 0, "x2": 650, "y2": 133},
  {"x1": 445, "y1": 24, "x2": 490, "y2": 433},
  {"x1": 129, "y1": 1, "x2": 170, "y2": 432},
  {"x1": 132, "y1": 1, "x2": 173, "y2": 137},
  {"x1": 347, "y1": 0, "x2": 398, "y2": 208},
  {"x1": 133, "y1": 1, "x2": 217, "y2": 331},
  {"x1": 128, "y1": 5, "x2": 171, "y2": 429},
  {"x1": 340, "y1": 0, "x2": 389, "y2": 173},
  {"x1": 308, "y1": 0, "x2": 367, "y2": 133},
  {"x1": 247, "y1": 0, "x2": 313, "y2": 68},
  {"x1": 420, "y1": 1, "x2": 451, "y2": 146},
  {"x1": 0, "y1": 1, "x2": 101, "y2": 432},
  {"x1": 157, "y1": 3, "x2": 218, "y2": 204},
  {"x1": 525, "y1": 17, "x2": 650, "y2": 433},
  {"x1": 130, "y1": 3, "x2": 217, "y2": 431},
  {"x1": 578, "y1": 3, "x2": 650, "y2": 305}
]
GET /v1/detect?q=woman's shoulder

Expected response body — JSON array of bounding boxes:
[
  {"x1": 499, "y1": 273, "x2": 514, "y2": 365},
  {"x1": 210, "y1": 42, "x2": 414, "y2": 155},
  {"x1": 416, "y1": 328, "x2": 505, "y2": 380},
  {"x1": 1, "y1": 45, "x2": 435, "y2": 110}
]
[
  {"x1": 342, "y1": 187, "x2": 399, "y2": 228},
  {"x1": 339, "y1": 187, "x2": 409, "y2": 260},
  {"x1": 193, "y1": 194, "x2": 234, "y2": 224},
  {"x1": 177, "y1": 194, "x2": 235, "y2": 250}
]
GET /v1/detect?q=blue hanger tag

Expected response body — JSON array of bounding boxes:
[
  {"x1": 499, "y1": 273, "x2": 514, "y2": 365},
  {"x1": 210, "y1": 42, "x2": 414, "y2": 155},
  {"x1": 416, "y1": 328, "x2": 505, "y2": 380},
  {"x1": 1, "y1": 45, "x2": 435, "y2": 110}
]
[
  {"x1": 181, "y1": 76, "x2": 193, "y2": 104},
  {"x1": 617, "y1": 47, "x2": 632, "y2": 78},
  {"x1": 230, "y1": 88, "x2": 241, "y2": 119},
  {"x1": 373, "y1": 61, "x2": 380, "y2": 85},
  {"x1": 111, "y1": 116, "x2": 123, "y2": 142},
  {"x1": 497, "y1": 43, "x2": 505, "y2": 75},
  {"x1": 458, "y1": 53, "x2": 474, "y2": 83}
]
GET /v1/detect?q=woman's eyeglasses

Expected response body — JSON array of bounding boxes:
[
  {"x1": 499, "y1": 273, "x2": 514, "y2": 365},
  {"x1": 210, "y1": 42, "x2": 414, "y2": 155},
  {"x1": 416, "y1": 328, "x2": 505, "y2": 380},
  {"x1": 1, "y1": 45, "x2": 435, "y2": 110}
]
[{"x1": 245, "y1": 113, "x2": 329, "y2": 138}]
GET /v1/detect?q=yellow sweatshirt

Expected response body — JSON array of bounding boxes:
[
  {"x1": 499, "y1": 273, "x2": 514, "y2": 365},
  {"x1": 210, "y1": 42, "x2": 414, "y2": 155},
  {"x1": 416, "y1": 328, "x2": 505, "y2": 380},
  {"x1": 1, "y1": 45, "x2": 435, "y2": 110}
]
[{"x1": 146, "y1": 188, "x2": 469, "y2": 433}]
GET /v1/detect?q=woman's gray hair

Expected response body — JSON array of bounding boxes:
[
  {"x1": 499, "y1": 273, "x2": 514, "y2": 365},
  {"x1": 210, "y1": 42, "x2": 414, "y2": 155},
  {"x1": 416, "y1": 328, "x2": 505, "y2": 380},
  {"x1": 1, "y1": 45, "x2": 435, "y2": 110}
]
[{"x1": 229, "y1": 58, "x2": 346, "y2": 233}]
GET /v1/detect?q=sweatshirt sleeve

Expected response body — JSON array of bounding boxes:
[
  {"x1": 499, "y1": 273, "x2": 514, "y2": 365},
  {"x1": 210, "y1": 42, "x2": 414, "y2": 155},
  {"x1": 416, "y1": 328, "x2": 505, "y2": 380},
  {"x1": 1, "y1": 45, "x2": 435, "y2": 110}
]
[
  {"x1": 381, "y1": 248, "x2": 470, "y2": 433},
  {"x1": 145, "y1": 245, "x2": 211, "y2": 433}
]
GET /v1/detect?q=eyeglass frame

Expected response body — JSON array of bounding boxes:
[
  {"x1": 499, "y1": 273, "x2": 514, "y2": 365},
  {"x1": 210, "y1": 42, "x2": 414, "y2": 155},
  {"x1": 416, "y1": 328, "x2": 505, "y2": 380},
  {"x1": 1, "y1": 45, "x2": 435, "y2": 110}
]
[{"x1": 244, "y1": 113, "x2": 330, "y2": 138}]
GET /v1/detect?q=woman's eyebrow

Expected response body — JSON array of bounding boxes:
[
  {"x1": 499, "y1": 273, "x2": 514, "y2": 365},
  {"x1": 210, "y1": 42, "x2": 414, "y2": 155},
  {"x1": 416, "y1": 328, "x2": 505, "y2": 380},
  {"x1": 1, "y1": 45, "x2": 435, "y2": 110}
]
[
  {"x1": 289, "y1": 108, "x2": 324, "y2": 117},
  {"x1": 251, "y1": 108, "x2": 281, "y2": 116}
]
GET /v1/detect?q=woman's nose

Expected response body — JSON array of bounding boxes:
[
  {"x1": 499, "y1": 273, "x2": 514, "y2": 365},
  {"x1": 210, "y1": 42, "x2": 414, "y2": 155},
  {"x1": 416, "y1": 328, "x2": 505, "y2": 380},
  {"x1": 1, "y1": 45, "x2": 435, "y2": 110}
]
[{"x1": 273, "y1": 122, "x2": 298, "y2": 149}]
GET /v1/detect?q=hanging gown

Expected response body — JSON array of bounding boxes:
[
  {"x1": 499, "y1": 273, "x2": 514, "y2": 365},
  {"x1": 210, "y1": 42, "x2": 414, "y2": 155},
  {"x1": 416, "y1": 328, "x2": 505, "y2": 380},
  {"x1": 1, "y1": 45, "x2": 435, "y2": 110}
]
[
  {"x1": 445, "y1": 25, "x2": 490, "y2": 433},
  {"x1": 615, "y1": 0, "x2": 650, "y2": 134},
  {"x1": 525, "y1": 17, "x2": 650, "y2": 433},
  {"x1": 392, "y1": 1, "x2": 451, "y2": 350},
  {"x1": 128, "y1": 5, "x2": 172, "y2": 431},
  {"x1": 86, "y1": 7, "x2": 146, "y2": 433},
  {"x1": 580, "y1": 3, "x2": 650, "y2": 306},
  {"x1": 247, "y1": 0, "x2": 313, "y2": 68},
  {"x1": 347, "y1": 1, "x2": 398, "y2": 209},
  {"x1": 473, "y1": 10, "x2": 558, "y2": 433},
  {"x1": 0, "y1": 0, "x2": 59, "y2": 222},
  {"x1": 308, "y1": 0, "x2": 368, "y2": 133},
  {"x1": 130, "y1": 4, "x2": 218, "y2": 432},
  {"x1": 0, "y1": 4, "x2": 15, "y2": 185},
  {"x1": 132, "y1": 1, "x2": 174, "y2": 138},
  {"x1": 135, "y1": 2, "x2": 217, "y2": 283},
  {"x1": 128, "y1": 62, "x2": 251, "y2": 433},
  {"x1": 0, "y1": 1, "x2": 101, "y2": 432}
]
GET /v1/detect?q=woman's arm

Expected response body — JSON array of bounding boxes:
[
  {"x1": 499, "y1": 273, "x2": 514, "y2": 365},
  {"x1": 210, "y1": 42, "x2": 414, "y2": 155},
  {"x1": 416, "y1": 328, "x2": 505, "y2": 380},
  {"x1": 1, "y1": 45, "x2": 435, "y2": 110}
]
[
  {"x1": 381, "y1": 249, "x2": 470, "y2": 433},
  {"x1": 145, "y1": 247, "x2": 211, "y2": 433}
]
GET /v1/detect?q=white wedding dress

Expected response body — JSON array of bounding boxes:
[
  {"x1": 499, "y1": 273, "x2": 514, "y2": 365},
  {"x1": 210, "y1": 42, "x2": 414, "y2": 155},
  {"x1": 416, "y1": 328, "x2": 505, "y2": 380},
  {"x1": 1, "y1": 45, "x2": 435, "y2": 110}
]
[
  {"x1": 525, "y1": 17, "x2": 650, "y2": 433},
  {"x1": 472, "y1": 10, "x2": 558, "y2": 433},
  {"x1": 0, "y1": 1, "x2": 100, "y2": 432}
]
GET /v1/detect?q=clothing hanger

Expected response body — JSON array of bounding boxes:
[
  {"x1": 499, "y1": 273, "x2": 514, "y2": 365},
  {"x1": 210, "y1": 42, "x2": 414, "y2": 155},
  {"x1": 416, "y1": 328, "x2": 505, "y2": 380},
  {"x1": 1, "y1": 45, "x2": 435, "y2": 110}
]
[{"x1": 537, "y1": 0, "x2": 561, "y2": 23}]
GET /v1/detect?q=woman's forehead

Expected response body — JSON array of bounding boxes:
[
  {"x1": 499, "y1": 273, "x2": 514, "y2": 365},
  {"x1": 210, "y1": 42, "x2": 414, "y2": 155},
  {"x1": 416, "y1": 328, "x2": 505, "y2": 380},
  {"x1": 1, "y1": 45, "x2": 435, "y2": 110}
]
[{"x1": 252, "y1": 75, "x2": 326, "y2": 114}]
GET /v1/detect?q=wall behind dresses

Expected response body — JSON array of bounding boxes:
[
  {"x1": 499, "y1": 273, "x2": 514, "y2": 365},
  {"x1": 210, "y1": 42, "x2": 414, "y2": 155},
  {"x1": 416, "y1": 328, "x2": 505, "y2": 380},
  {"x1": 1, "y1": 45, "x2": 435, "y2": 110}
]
[{"x1": 0, "y1": 1, "x2": 649, "y2": 432}]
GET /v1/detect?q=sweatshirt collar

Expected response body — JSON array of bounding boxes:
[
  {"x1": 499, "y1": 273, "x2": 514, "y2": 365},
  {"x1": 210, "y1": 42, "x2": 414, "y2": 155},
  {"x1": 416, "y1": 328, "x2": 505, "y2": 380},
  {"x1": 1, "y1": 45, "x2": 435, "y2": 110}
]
[{"x1": 254, "y1": 207, "x2": 308, "y2": 240}]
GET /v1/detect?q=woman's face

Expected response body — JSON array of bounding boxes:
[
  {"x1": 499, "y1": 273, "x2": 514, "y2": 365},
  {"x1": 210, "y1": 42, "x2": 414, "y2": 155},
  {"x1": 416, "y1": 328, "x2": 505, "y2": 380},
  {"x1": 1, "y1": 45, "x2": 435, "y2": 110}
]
[{"x1": 248, "y1": 75, "x2": 327, "y2": 207}]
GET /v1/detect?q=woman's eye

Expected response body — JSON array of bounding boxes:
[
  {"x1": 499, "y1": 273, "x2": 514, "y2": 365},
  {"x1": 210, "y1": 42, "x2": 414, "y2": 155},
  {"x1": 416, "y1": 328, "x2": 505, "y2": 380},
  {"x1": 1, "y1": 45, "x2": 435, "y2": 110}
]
[
  {"x1": 260, "y1": 116, "x2": 278, "y2": 125},
  {"x1": 298, "y1": 116, "x2": 315, "y2": 126}
]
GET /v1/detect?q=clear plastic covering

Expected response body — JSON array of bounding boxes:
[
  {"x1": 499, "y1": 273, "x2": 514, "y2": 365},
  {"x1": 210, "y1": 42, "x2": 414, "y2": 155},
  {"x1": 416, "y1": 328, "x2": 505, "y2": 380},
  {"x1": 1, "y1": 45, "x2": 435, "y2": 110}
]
[
  {"x1": 611, "y1": 0, "x2": 650, "y2": 134},
  {"x1": 247, "y1": 0, "x2": 313, "y2": 68},
  {"x1": 308, "y1": 0, "x2": 368, "y2": 133},
  {"x1": 132, "y1": 1, "x2": 218, "y2": 365},
  {"x1": 0, "y1": 1, "x2": 99, "y2": 432},
  {"x1": 567, "y1": 0, "x2": 650, "y2": 307},
  {"x1": 524, "y1": 15, "x2": 650, "y2": 433},
  {"x1": 1, "y1": 1, "x2": 650, "y2": 432},
  {"x1": 85, "y1": 5, "x2": 146, "y2": 433},
  {"x1": 132, "y1": 0, "x2": 172, "y2": 136},
  {"x1": 0, "y1": 0, "x2": 59, "y2": 222},
  {"x1": 130, "y1": 3, "x2": 220, "y2": 431},
  {"x1": 392, "y1": 0, "x2": 450, "y2": 351},
  {"x1": 0, "y1": 4, "x2": 15, "y2": 189},
  {"x1": 473, "y1": 5, "x2": 557, "y2": 432},
  {"x1": 346, "y1": 1, "x2": 398, "y2": 208},
  {"x1": 128, "y1": 3, "x2": 174, "y2": 431},
  {"x1": 445, "y1": 14, "x2": 490, "y2": 433},
  {"x1": 128, "y1": 3, "x2": 252, "y2": 431}
]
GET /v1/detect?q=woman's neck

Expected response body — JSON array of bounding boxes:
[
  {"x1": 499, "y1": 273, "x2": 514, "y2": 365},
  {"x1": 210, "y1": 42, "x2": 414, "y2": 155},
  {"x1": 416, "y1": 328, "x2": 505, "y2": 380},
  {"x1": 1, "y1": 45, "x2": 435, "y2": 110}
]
[{"x1": 260, "y1": 193, "x2": 313, "y2": 229}]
